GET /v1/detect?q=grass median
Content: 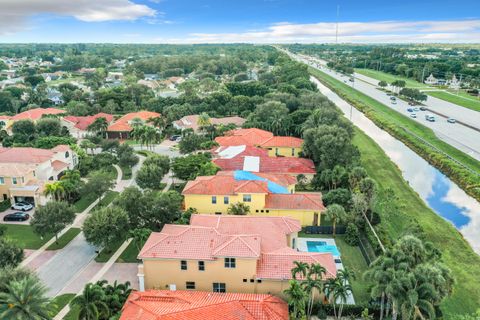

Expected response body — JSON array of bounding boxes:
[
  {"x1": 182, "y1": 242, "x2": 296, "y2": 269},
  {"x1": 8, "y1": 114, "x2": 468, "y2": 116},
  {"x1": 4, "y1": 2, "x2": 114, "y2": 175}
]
[
  {"x1": 353, "y1": 127, "x2": 480, "y2": 316},
  {"x1": 428, "y1": 90, "x2": 480, "y2": 113},
  {"x1": 355, "y1": 68, "x2": 429, "y2": 89}
]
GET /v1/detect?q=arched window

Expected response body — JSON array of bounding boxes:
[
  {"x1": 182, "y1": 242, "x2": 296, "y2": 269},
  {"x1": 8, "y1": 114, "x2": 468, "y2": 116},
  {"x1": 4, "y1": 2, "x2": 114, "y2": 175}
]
[{"x1": 65, "y1": 151, "x2": 70, "y2": 158}]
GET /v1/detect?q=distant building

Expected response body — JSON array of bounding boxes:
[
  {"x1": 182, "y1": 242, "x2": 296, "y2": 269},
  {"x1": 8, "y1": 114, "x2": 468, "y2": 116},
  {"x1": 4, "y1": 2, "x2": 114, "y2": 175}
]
[
  {"x1": 106, "y1": 72, "x2": 124, "y2": 82},
  {"x1": 424, "y1": 73, "x2": 438, "y2": 85},
  {"x1": 46, "y1": 88, "x2": 64, "y2": 105},
  {"x1": 62, "y1": 113, "x2": 114, "y2": 138},
  {"x1": 448, "y1": 74, "x2": 461, "y2": 90},
  {"x1": 173, "y1": 115, "x2": 245, "y2": 133},
  {"x1": 10, "y1": 107, "x2": 65, "y2": 124},
  {"x1": 106, "y1": 111, "x2": 161, "y2": 139}
]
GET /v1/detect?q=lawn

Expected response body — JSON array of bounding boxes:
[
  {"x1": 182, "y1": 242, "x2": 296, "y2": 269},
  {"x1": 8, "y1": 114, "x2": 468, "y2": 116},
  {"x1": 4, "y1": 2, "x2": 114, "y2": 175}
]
[
  {"x1": 48, "y1": 293, "x2": 76, "y2": 317},
  {"x1": 136, "y1": 150, "x2": 157, "y2": 157},
  {"x1": 46, "y1": 228, "x2": 81, "y2": 250},
  {"x1": 2, "y1": 224, "x2": 51, "y2": 249},
  {"x1": 428, "y1": 90, "x2": 480, "y2": 113},
  {"x1": 355, "y1": 68, "x2": 429, "y2": 89},
  {"x1": 73, "y1": 194, "x2": 97, "y2": 213},
  {"x1": 117, "y1": 240, "x2": 140, "y2": 263},
  {"x1": 353, "y1": 128, "x2": 480, "y2": 316},
  {"x1": 299, "y1": 232, "x2": 370, "y2": 304},
  {"x1": 95, "y1": 240, "x2": 123, "y2": 262},
  {"x1": 96, "y1": 191, "x2": 119, "y2": 209},
  {"x1": 120, "y1": 164, "x2": 132, "y2": 180}
]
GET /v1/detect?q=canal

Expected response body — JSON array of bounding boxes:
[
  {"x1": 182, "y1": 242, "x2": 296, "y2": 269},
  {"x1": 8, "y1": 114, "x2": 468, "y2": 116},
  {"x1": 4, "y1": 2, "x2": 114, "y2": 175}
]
[{"x1": 310, "y1": 76, "x2": 480, "y2": 254}]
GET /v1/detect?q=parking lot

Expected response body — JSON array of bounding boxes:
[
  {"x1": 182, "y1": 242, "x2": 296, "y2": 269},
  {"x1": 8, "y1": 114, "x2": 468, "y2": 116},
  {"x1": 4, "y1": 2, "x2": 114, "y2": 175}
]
[{"x1": 0, "y1": 207, "x2": 35, "y2": 225}]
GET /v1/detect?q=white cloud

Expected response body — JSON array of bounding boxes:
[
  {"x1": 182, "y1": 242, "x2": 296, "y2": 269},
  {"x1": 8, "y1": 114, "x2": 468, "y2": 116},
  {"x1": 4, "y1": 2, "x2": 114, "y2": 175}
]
[
  {"x1": 0, "y1": 0, "x2": 156, "y2": 35},
  {"x1": 156, "y1": 19, "x2": 480, "y2": 43}
]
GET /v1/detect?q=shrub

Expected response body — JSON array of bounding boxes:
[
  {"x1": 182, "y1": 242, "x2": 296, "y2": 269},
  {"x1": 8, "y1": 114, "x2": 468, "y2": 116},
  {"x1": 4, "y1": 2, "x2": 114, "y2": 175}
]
[{"x1": 345, "y1": 223, "x2": 360, "y2": 246}]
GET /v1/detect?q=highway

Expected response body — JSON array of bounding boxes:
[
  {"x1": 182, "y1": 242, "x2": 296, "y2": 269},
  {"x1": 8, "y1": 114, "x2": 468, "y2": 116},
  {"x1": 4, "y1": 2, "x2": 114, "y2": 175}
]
[{"x1": 287, "y1": 51, "x2": 480, "y2": 161}]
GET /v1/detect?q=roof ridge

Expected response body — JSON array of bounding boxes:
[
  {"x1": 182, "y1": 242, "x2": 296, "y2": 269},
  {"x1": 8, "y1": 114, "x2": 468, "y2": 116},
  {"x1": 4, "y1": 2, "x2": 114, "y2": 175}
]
[{"x1": 237, "y1": 235, "x2": 260, "y2": 257}]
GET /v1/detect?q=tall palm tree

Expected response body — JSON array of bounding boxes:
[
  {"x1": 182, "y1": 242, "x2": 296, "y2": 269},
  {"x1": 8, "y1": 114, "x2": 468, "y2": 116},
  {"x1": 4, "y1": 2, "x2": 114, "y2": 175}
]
[
  {"x1": 70, "y1": 283, "x2": 109, "y2": 320},
  {"x1": 148, "y1": 116, "x2": 167, "y2": 134},
  {"x1": 87, "y1": 117, "x2": 109, "y2": 138},
  {"x1": 325, "y1": 203, "x2": 347, "y2": 237},
  {"x1": 291, "y1": 261, "x2": 309, "y2": 280},
  {"x1": 0, "y1": 276, "x2": 51, "y2": 320},
  {"x1": 44, "y1": 181, "x2": 65, "y2": 201},
  {"x1": 303, "y1": 264, "x2": 326, "y2": 319},
  {"x1": 333, "y1": 280, "x2": 353, "y2": 319},
  {"x1": 283, "y1": 280, "x2": 307, "y2": 319}
]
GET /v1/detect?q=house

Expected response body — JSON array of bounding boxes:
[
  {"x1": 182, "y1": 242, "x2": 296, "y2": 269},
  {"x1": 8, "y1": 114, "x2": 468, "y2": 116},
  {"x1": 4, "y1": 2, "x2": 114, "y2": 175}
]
[
  {"x1": 0, "y1": 145, "x2": 77, "y2": 206},
  {"x1": 0, "y1": 69, "x2": 16, "y2": 79},
  {"x1": 77, "y1": 68, "x2": 96, "y2": 74},
  {"x1": 46, "y1": 88, "x2": 64, "y2": 105},
  {"x1": 137, "y1": 79, "x2": 160, "y2": 90},
  {"x1": 120, "y1": 290, "x2": 288, "y2": 320},
  {"x1": 144, "y1": 74, "x2": 160, "y2": 81},
  {"x1": 424, "y1": 74, "x2": 438, "y2": 85},
  {"x1": 0, "y1": 116, "x2": 12, "y2": 130},
  {"x1": 448, "y1": 74, "x2": 461, "y2": 90},
  {"x1": 0, "y1": 77, "x2": 24, "y2": 90},
  {"x1": 106, "y1": 72, "x2": 124, "y2": 82},
  {"x1": 173, "y1": 115, "x2": 246, "y2": 133},
  {"x1": 41, "y1": 73, "x2": 61, "y2": 82},
  {"x1": 62, "y1": 113, "x2": 114, "y2": 138},
  {"x1": 182, "y1": 171, "x2": 325, "y2": 226},
  {"x1": 8, "y1": 108, "x2": 66, "y2": 131},
  {"x1": 212, "y1": 151, "x2": 316, "y2": 180},
  {"x1": 137, "y1": 214, "x2": 336, "y2": 297},
  {"x1": 106, "y1": 111, "x2": 161, "y2": 140},
  {"x1": 216, "y1": 128, "x2": 304, "y2": 157}
]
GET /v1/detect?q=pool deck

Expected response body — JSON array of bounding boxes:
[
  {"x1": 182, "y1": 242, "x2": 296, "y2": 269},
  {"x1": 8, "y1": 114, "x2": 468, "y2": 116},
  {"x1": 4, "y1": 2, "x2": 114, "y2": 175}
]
[{"x1": 297, "y1": 237, "x2": 355, "y2": 305}]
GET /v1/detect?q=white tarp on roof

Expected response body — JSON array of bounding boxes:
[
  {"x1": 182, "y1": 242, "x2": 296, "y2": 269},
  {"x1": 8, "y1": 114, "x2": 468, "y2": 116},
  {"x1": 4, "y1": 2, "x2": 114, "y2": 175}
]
[
  {"x1": 216, "y1": 145, "x2": 246, "y2": 159},
  {"x1": 243, "y1": 156, "x2": 260, "y2": 172}
]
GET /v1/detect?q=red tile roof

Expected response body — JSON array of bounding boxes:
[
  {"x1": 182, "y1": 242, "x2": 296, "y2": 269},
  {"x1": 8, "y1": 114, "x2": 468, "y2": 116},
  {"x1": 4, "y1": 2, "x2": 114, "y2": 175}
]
[
  {"x1": 63, "y1": 113, "x2": 113, "y2": 130},
  {"x1": 183, "y1": 175, "x2": 270, "y2": 195},
  {"x1": 213, "y1": 156, "x2": 316, "y2": 175},
  {"x1": 260, "y1": 136, "x2": 304, "y2": 148},
  {"x1": 11, "y1": 108, "x2": 65, "y2": 121},
  {"x1": 51, "y1": 160, "x2": 69, "y2": 171},
  {"x1": 120, "y1": 290, "x2": 288, "y2": 320},
  {"x1": 265, "y1": 194, "x2": 325, "y2": 211},
  {"x1": 215, "y1": 128, "x2": 273, "y2": 147},
  {"x1": 107, "y1": 111, "x2": 160, "y2": 132},
  {"x1": 0, "y1": 145, "x2": 70, "y2": 164}
]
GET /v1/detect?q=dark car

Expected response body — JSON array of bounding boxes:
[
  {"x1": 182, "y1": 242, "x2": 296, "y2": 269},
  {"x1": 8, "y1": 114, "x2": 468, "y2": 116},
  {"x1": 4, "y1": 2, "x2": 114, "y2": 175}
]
[
  {"x1": 420, "y1": 107, "x2": 427, "y2": 111},
  {"x1": 169, "y1": 135, "x2": 181, "y2": 141},
  {"x1": 3, "y1": 212, "x2": 30, "y2": 222}
]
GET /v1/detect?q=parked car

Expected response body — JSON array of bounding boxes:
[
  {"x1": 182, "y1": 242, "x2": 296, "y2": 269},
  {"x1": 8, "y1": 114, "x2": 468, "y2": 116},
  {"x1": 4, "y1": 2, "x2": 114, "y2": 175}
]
[
  {"x1": 386, "y1": 93, "x2": 392, "y2": 96},
  {"x1": 407, "y1": 108, "x2": 413, "y2": 112},
  {"x1": 349, "y1": 78, "x2": 354, "y2": 82},
  {"x1": 3, "y1": 212, "x2": 30, "y2": 222},
  {"x1": 169, "y1": 135, "x2": 181, "y2": 142},
  {"x1": 420, "y1": 107, "x2": 427, "y2": 111},
  {"x1": 410, "y1": 113, "x2": 417, "y2": 118},
  {"x1": 11, "y1": 202, "x2": 33, "y2": 211},
  {"x1": 447, "y1": 118, "x2": 456, "y2": 124}
]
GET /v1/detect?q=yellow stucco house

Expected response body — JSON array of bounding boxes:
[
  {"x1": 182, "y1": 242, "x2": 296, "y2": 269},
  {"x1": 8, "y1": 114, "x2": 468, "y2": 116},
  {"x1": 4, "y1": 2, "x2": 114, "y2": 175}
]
[
  {"x1": 182, "y1": 171, "x2": 325, "y2": 226},
  {"x1": 137, "y1": 215, "x2": 337, "y2": 298},
  {"x1": 259, "y1": 136, "x2": 304, "y2": 157}
]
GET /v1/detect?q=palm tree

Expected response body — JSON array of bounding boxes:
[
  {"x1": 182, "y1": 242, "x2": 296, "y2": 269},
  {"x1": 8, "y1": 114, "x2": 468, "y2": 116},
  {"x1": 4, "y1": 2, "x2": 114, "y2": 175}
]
[
  {"x1": 148, "y1": 116, "x2": 167, "y2": 132},
  {"x1": 44, "y1": 181, "x2": 65, "y2": 201},
  {"x1": 325, "y1": 203, "x2": 347, "y2": 237},
  {"x1": 70, "y1": 283, "x2": 109, "y2": 320},
  {"x1": 284, "y1": 280, "x2": 307, "y2": 319},
  {"x1": 130, "y1": 117, "x2": 144, "y2": 128},
  {"x1": 227, "y1": 202, "x2": 250, "y2": 215},
  {"x1": 0, "y1": 276, "x2": 51, "y2": 320},
  {"x1": 197, "y1": 112, "x2": 211, "y2": 129},
  {"x1": 131, "y1": 125, "x2": 146, "y2": 148},
  {"x1": 291, "y1": 261, "x2": 309, "y2": 280},
  {"x1": 333, "y1": 280, "x2": 353, "y2": 319},
  {"x1": 303, "y1": 263, "x2": 326, "y2": 318},
  {"x1": 87, "y1": 117, "x2": 109, "y2": 138}
]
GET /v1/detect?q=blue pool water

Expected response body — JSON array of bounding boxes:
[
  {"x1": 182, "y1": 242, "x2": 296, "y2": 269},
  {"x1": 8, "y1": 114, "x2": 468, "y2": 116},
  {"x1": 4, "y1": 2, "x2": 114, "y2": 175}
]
[{"x1": 306, "y1": 241, "x2": 341, "y2": 256}]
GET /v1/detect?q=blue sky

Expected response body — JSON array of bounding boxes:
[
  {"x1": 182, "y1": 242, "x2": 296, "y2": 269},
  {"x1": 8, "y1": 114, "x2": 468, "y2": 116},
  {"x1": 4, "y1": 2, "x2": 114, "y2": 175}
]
[{"x1": 0, "y1": 0, "x2": 479, "y2": 43}]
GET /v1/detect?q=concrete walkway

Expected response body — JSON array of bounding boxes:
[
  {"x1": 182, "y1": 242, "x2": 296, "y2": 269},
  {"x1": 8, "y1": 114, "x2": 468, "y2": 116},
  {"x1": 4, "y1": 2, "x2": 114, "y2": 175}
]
[{"x1": 53, "y1": 239, "x2": 132, "y2": 320}]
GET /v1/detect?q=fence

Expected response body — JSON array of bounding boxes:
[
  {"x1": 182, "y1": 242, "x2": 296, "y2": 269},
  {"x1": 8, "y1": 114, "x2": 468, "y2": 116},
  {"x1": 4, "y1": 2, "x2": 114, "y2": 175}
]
[{"x1": 303, "y1": 225, "x2": 347, "y2": 235}]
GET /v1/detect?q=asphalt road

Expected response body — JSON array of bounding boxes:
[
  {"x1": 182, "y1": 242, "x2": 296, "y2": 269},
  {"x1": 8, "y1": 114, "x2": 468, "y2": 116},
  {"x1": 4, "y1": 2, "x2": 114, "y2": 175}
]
[{"x1": 289, "y1": 52, "x2": 480, "y2": 161}]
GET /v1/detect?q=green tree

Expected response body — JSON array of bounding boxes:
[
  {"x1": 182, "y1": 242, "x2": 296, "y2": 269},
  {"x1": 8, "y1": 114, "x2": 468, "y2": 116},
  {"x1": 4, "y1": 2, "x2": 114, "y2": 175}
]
[
  {"x1": 129, "y1": 228, "x2": 152, "y2": 252},
  {"x1": 0, "y1": 238, "x2": 24, "y2": 269},
  {"x1": 227, "y1": 202, "x2": 250, "y2": 215},
  {"x1": 378, "y1": 80, "x2": 388, "y2": 88},
  {"x1": 291, "y1": 261, "x2": 309, "y2": 280},
  {"x1": 136, "y1": 163, "x2": 167, "y2": 190},
  {"x1": 303, "y1": 264, "x2": 326, "y2": 318},
  {"x1": 171, "y1": 153, "x2": 212, "y2": 180},
  {"x1": 284, "y1": 280, "x2": 307, "y2": 319},
  {"x1": 83, "y1": 206, "x2": 129, "y2": 249},
  {"x1": 0, "y1": 275, "x2": 51, "y2": 320},
  {"x1": 36, "y1": 118, "x2": 62, "y2": 137},
  {"x1": 31, "y1": 201, "x2": 76, "y2": 243},
  {"x1": 87, "y1": 117, "x2": 109, "y2": 137},
  {"x1": 82, "y1": 171, "x2": 115, "y2": 200},
  {"x1": 325, "y1": 203, "x2": 348, "y2": 237},
  {"x1": 70, "y1": 283, "x2": 109, "y2": 320}
]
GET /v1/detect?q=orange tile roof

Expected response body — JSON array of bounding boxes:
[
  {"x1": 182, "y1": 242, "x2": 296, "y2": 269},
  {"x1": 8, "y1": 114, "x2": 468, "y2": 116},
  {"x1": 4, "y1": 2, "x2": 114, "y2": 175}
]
[
  {"x1": 213, "y1": 156, "x2": 316, "y2": 175},
  {"x1": 51, "y1": 160, "x2": 69, "y2": 171},
  {"x1": 63, "y1": 113, "x2": 114, "y2": 130},
  {"x1": 215, "y1": 128, "x2": 273, "y2": 146},
  {"x1": 11, "y1": 108, "x2": 65, "y2": 121},
  {"x1": 107, "y1": 111, "x2": 160, "y2": 132},
  {"x1": 182, "y1": 175, "x2": 270, "y2": 195},
  {"x1": 265, "y1": 193, "x2": 325, "y2": 211},
  {"x1": 260, "y1": 136, "x2": 304, "y2": 148},
  {"x1": 120, "y1": 290, "x2": 288, "y2": 320}
]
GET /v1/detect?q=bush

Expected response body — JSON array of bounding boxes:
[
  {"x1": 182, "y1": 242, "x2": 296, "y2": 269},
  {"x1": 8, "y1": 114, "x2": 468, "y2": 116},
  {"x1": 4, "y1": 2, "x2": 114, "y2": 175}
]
[{"x1": 345, "y1": 223, "x2": 360, "y2": 246}]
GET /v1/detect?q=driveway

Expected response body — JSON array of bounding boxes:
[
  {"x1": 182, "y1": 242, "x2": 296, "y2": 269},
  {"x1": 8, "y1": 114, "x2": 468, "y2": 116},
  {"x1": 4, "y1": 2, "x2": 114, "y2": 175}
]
[{"x1": 0, "y1": 208, "x2": 35, "y2": 225}]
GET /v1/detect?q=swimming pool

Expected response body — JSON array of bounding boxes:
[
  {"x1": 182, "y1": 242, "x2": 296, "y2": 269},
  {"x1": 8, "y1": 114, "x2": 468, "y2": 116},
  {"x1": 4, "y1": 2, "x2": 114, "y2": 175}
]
[{"x1": 306, "y1": 241, "x2": 341, "y2": 256}]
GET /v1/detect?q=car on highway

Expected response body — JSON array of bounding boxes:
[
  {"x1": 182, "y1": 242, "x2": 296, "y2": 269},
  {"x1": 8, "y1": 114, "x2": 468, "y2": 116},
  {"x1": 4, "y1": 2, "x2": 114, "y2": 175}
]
[
  {"x1": 407, "y1": 108, "x2": 414, "y2": 112},
  {"x1": 425, "y1": 115, "x2": 436, "y2": 122},
  {"x1": 447, "y1": 118, "x2": 456, "y2": 124},
  {"x1": 349, "y1": 78, "x2": 354, "y2": 82},
  {"x1": 3, "y1": 212, "x2": 30, "y2": 222},
  {"x1": 410, "y1": 113, "x2": 417, "y2": 118},
  {"x1": 420, "y1": 107, "x2": 427, "y2": 111},
  {"x1": 413, "y1": 107, "x2": 420, "y2": 112},
  {"x1": 391, "y1": 100, "x2": 397, "y2": 105},
  {"x1": 390, "y1": 96, "x2": 396, "y2": 100},
  {"x1": 11, "y1": 202, "x2": 33, "y2": 211}
]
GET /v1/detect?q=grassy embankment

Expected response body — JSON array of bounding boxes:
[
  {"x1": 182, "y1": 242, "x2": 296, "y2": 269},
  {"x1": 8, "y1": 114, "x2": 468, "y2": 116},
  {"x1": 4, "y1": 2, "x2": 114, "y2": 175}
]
[
  {"x1": 355, "y1": 68, "x2": 429, "y2": 88},
  {"x1": 309, "y1": 67, "x2": 480, "y2": 203}
]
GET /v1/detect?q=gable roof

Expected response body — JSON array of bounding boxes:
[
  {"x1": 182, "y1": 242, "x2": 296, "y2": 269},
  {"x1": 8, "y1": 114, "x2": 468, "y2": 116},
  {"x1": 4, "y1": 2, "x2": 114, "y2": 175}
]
[
  {"x1": 11, "y1": 107, "x2": 65, "y2": 121},
  {"x1": 215, "y1": 128, "x2": 273, "y2": 147},
  {"x1": 107, "y1": 111, "x2": 160, "y2": 132},
  {"x1": 120, "y1": 290, "x2": 288, "y2": 320},
  {"x1": 0, "y1": 145, "x2": 70, "y2": 164},
  {"x1": 213, "y1": 156, "x2": 316, "y2": 175},
  {"x1": 260, "y1": 136, "x2": 304, "y2": 148},
  {"x1": 63, "y1": 113, "x2": 114, "y2": 130}
]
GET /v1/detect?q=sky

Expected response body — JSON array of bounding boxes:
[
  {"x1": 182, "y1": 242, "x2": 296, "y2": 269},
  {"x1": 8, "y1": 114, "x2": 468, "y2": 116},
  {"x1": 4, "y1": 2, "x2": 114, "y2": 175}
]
[{"x1": 0, "y1": 0, "x2": 479, "y2": 43}]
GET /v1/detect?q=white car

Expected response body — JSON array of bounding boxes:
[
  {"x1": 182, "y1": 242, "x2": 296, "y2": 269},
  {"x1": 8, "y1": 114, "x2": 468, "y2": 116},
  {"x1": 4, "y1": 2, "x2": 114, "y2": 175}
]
[
  {"x1": 11, "y1": 202, "x2": 34, "y2": 211},
  {"x1": 410, "y1": 113, "x2": 417, "y2": 118}
]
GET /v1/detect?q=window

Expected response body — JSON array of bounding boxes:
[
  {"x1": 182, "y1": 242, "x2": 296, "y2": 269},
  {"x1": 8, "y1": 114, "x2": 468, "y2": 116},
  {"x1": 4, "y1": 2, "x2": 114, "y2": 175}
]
[
  {"x1": 275, "y1": 148, "x2": 279, "y2": 155},
  {"x1": 212, "y1": 196, "x2": 217, "y2": 204},
  {"x1": 243, "y1": 279, "x2": 247, "y2": 282},
  {"x1": 250, "y1": 279, "x2": 255, "y2": 283},
  {"x1": 243, "y1": 194, "x2": 251, "y2": 202},
  {"x1": 215, "y1": 212, "x2": 222, "y2": 215},
  {"x1": 224, "y1": 258, "x2": 236, "y2": 268},
  {"x1": 257, "y1": 279, "x2": 262, "y2": 283},
  {"x1": 291, "y1": 148, "x2": 295, "y2": 156},
  {"x1": 180, "y1": 260, "x2": 187, "y2": 270},
  {"x1": 224, "y1": 196, "x2": 229, "y2": 204},
  {"x1": 65, "y1": 151, "x2": 70, "y2": 158},
  {"x1": 186, "y1": 282, "x2": 195, "y2": 290},
  {"x1": 12, "y1": 177, "x2": 17, "y2": 185},
  {"x1": 266, "y1": 210, "x2": 269, "y2": 213},
  {"x1": 198, "y1": 261, "x2": 205, "y2": 271},
  {"x1": 0, "y1": 177, "x2": 4, "y2": 185},
  {"x1": 213, "y1": 283, "x2": 226, "y2": 293},
  {"x1": 255, "y1": 210, "x2": 259, "y2": 213}
]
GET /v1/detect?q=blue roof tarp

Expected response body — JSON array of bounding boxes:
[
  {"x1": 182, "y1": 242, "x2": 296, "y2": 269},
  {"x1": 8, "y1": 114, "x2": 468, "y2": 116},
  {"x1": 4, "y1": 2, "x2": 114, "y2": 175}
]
[{"x1": 233, "y1": 170, "x2": 289, "y2": 194}]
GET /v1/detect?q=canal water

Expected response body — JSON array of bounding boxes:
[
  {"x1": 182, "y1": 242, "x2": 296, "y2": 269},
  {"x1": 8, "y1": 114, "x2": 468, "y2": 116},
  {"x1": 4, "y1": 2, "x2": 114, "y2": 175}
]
[{"x1": 310, "y1": 77, "x2": 480, "y2": 254}]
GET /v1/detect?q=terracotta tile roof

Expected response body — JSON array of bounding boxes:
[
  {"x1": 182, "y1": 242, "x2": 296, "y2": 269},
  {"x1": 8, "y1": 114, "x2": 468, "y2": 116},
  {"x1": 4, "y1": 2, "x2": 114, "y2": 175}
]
[
  {"x1": 0, "y1": 145, "x2": 71, "y2": 164},
  {"x1": 256, "y1": 250, "x2": 337, "y2": 280},
  {"x1": 265, "y1": 193, "x2": 325, "y2": 211},
  {"x1": 11, "y1": 107, "x2": 65, "y2": 121},
  {"x1": 107, "y1": 111, "x2": 161, "y2": 132},
  {"x1": 215, "y1": 128, "x2": 273, "y2": 146},
  {"x1": 213, "y1": 156, "x2": 316, "y2": 175},
  {"x1": 216, "y1": 171, "x2": 297, "y2": 187},
  {"x1": 51, "y1": 144, "x2": 71, "y2": 152},
  {"x1": 182, "y1": 175, "x2": 270, "y2": 196},
  {"x1": 51, "y1": 160, "x2": 69, "y2": 171},
  {"x1": 120, "y1": 290, "x2": 288, "y2": 320},
  {"x1": 63, "y1": 113, "x2": 113, "y2": 130},
  {"x1": 138, "y1": 225, "x2": 261, "y2": 260},
  {"x1": 260, "y1": 136, "x2": 304, "y2": 148},
  {"x1": 174, "y1": 115, "x2": 245, "y2": 132},
  {"x1": 0, "y1": 163, "x2": 36, "y2": 176},
  {"x1": 0, "y1": 115, "x2": 11, "y2": 120}
]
